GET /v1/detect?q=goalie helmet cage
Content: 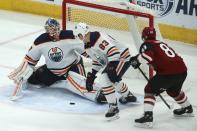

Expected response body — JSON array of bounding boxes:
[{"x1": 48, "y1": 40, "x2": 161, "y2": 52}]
[{"x1": 62, "y1": 0, "x2": 157, "y2": 78}]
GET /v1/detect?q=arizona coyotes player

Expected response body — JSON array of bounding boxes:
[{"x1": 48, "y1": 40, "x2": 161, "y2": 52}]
[
  {"x1": 73, "y1": 22, "x2": 137, "y2": 120},
  {"x1": 8, "y1": 18, "x2": 106, "y2": 103},
  {"x1": 130, "y1": 27, "x2": 194, "y2": 128}
]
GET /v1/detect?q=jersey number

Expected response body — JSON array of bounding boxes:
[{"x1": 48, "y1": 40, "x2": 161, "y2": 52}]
[
  {"x1": 99, "y1": 40, "x2": 109, "y2": 50},
  {"x1": 159, "y1": 43, "x2": 175, "y2": 57}
]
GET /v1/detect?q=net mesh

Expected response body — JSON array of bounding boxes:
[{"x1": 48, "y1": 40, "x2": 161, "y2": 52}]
[
  {"x1": 63, "y1": 0, "x2": 153, "y2": 33},
  {"x1": 67, "y1": 7, "x2": 129, "y2": 31},
  {"x1": 62, "y1": 0, "x2": 161, "y2": 78}
]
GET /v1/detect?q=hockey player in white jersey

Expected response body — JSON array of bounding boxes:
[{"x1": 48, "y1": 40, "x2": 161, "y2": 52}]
[
  {"x1": 8, "y1": 18, "x2": 106, "y2": 104},
  {"x1": 73, "y1": 22, "x2": 137, "y2": 120}
]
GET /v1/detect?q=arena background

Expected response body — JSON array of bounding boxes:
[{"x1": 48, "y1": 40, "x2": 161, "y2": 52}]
[{"x1": 0, "y1": 0, "x2": 196, "y2": 44}]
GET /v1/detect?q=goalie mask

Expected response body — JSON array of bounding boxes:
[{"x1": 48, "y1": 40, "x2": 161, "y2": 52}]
[
  {"x1": 142, "y1": 27, "x2": 156, "y2": 41},
  {"x1": 73, "y1": 22, "x2": 89, "y2": 40},
  {"x1": 45, "y1": 18, "x2": 60, "y2": 37}
]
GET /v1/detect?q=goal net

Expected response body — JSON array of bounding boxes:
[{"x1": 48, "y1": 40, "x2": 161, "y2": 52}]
[{"x1": 62, "y1": 0, "x2": 163, "y2": 79}]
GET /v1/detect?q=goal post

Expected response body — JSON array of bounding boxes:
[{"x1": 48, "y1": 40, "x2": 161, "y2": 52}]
[{"x1": 61, "y1": 0, "x2": 160, "y2": 79}]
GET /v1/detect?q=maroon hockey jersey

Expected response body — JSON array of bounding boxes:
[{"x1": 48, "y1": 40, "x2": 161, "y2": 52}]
[{"x1": 140, "y1": 40, "x2": 187, "y2": 75}]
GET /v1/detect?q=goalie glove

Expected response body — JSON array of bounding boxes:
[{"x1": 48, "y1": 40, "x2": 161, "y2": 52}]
[{"x1": 8, "y1": 60, "x2": 34, "y2": 83}]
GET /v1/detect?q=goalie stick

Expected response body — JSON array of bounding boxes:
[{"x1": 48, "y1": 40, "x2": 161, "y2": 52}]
[{"x1": 138, "y1": 67, "x2": 173, "y2": 110}]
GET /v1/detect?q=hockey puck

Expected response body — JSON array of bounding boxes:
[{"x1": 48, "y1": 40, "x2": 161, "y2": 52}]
[{"x1": 69, "y1": 102, "x2": 75, "y2": 105}]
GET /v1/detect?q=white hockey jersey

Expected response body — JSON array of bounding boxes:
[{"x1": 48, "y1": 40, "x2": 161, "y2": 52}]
[
  {"x1": 24, "y1": 30, "x2": 84, "y2": 76},
  {"x1": 85, "y1": 32, "x2": 131, "y2": 72}
]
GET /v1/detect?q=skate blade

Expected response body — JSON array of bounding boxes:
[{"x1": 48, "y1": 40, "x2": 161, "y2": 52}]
[
  {"x1": 134, "y1": 122, "x2": 153, "y2": 128},
  {"x1": 174, "y1": 113, "x2": 195, "y2": 118},
  {"x1": 106, "y1": 114, "x2": 120, "y2": 121}
]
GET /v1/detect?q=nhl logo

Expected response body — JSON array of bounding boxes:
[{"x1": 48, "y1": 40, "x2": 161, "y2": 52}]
[{"x1": 48, "y1": 47, "x2": 63, "y2": 62}]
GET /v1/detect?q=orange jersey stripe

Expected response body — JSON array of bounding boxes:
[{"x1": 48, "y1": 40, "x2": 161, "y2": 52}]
[
  {"x1": 107, "y1": 47, "x2": 119, "y2": 56},
  {"x1": 102, "y1": 86, "x2": 115, "y2": 94},
  {"x1": 121, "y1": 51, "x2": 130, "y2": 59},
  {"x1": 77, "y1": 64, "x2": 85, "y2": 76},
  {"x1": 116, "y1": 61, "x2": 124, "y2": 75},
  {"x1": 24, "y1": 55, "x2": 37, "y2": 65},
  {"x1": 51, "y1": 68, "x2": 69, "y2": 76}
]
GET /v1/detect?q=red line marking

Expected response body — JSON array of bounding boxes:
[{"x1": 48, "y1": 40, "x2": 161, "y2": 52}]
[{"x1": 0, "y1": 29, "x2": 44, "y2": 46}]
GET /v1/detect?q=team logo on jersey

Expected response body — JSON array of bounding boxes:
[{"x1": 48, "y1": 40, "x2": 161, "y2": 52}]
[
  {"x1": 132, "y1": 0, "x2": 175, "y2": 17},
  {"x1": 48, "y1": 47, "x2": 63, "y2": 62}
]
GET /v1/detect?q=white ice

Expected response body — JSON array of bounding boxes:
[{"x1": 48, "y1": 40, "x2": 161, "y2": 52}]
[{"x1": 0, "y1": 10, "x2": 197, "y2": 131}]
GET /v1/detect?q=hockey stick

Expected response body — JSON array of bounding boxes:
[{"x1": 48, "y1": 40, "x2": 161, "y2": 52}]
[{"x1": 138, "y1": 67, "x2": 173, "y2": 109}]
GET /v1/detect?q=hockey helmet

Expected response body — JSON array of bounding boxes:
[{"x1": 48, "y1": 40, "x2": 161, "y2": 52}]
[
  {"x1": 142, "y1": 27, "x2": 156, "y2": 40},
  {"x1": 73, "y1": 22, "x2": 89, "y2": 39},
  {"x1": 45, "y1": 18, "x2": 60, "y2": 37}
]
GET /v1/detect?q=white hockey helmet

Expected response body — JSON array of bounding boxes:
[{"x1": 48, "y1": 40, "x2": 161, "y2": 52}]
[{"x1": 73, "y1": 22, "x2": 89, "y2": 38}]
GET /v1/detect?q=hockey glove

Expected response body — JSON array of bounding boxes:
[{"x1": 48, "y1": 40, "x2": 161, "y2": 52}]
[
  {"x1": 86, "y1": 72, "x2": 97, "y2": 92},
  {"x1": 130, "y1": 55, "x2": 141, "y2": 69},
  {"x1": 106, "y1": 61, "x2": 121, "y2": 83}
]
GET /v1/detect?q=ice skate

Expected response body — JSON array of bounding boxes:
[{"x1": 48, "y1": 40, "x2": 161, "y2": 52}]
[
  {"x1": 173, "y1": 105, "x2": 194, "y2": 117},
  {"x1": 105, "y1": 103, "x2": 119, "y2": 121},
  {"x1": 119, "y1": 92, "x2": 137, "y2": 104},
  {"x1": 135, "y1": 111, "x2": 153, "y2": 128}
]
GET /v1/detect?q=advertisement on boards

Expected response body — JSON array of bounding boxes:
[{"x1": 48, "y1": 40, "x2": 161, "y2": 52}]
[
  {"x1": 129, "y1": 0, "x2": 197, "y2": 29},
  {"x1": 34, "y1": 0, "x2": 197, "y2": 29}
]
